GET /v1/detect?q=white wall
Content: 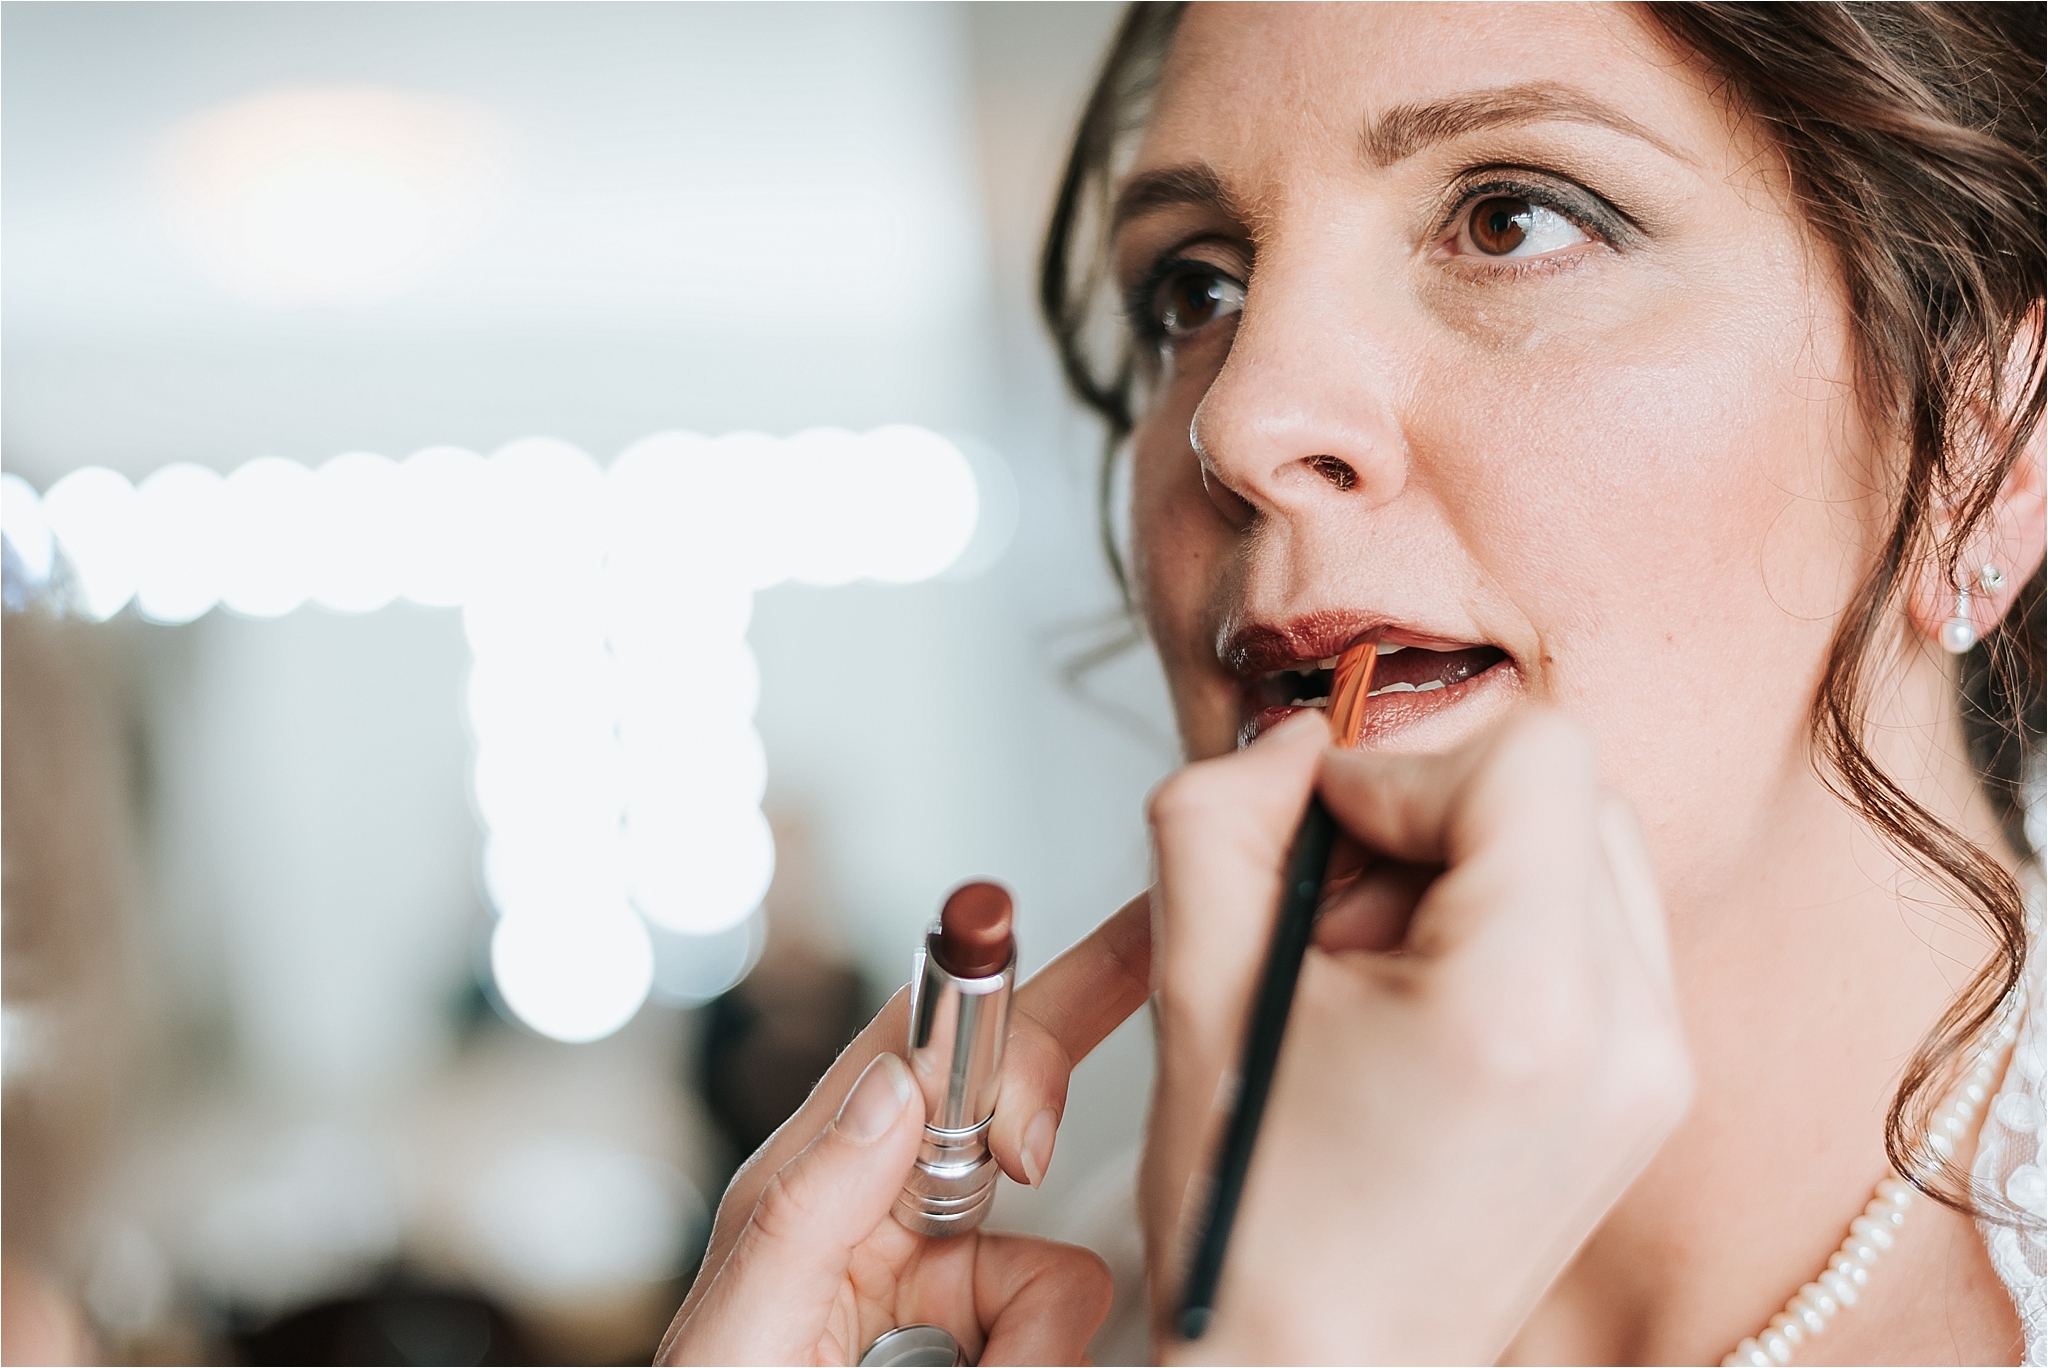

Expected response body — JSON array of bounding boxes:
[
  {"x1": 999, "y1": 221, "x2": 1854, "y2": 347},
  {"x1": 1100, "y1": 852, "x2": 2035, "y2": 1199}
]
[{"x1": 4, "y1": 0, "x2": 1167, "y2": 1248}]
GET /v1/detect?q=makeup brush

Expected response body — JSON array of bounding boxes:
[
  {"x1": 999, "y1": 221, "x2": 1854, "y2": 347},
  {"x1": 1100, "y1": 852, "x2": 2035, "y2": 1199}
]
[{"x1": 1176, "y1": 632, "x2": 1381, "y2": 1342}]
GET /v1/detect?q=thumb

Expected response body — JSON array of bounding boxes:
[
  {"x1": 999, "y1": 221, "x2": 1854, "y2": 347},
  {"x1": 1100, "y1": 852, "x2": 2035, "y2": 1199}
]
[{"x1": 673, "y1": 1053, "x2": 924, "y2": 1364}]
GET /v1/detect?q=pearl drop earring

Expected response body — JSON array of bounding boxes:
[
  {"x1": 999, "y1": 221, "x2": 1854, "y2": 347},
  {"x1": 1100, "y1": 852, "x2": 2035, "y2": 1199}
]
[{"x1": 1940, "y1": 583, "x2": 1978, "y2": 655}]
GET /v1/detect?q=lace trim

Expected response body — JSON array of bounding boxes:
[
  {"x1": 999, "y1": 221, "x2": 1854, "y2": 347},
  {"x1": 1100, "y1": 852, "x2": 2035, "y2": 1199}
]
[{"x1": 1976, "y1": 870, "x2": 2046, "y2": 1365}]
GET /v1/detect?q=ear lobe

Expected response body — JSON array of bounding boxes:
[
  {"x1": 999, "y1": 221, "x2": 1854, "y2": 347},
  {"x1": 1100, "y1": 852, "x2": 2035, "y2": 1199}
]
[{"x1": 1904, "y1": 315, "x2": 2047, "y2": 649}]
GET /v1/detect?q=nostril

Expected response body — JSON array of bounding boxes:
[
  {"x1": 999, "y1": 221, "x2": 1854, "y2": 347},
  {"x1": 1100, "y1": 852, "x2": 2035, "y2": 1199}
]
[{"x1": 1304, "y1": 454, "x2": 1357, "y2": 491}]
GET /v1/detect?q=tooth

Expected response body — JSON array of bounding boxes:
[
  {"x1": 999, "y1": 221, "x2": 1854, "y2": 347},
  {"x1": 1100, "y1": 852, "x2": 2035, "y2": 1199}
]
[
  {"x1": 1372, "y1": 681, "x2": 1417, "y2": 695},
  {"x1": 1414, "y1": 679, "x2": 1446, "y2": 693},
  {"x1": 1317, "y1": 656, "x2": 1340, "y2": 670},
  {"x1": 1376, "y1": 643, "x2": 1406, "y2": 655}
]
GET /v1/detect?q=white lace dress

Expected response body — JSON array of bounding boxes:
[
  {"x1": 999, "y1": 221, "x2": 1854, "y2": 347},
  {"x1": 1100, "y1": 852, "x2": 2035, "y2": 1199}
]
[{"x1": 1976, "y1": 870, "x2": 2046, "y2": 1365}]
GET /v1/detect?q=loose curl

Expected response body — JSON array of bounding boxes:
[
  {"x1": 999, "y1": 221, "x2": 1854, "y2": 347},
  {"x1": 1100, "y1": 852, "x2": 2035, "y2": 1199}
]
[{"x1": 1040, "y1": 2, "x2": 2045, "y2": 1224}]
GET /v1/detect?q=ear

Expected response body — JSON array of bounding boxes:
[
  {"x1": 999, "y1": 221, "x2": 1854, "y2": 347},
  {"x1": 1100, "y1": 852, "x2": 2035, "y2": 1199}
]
[{"x1": 1904, "y1": 314, "x2": 2046, "y2": 651}]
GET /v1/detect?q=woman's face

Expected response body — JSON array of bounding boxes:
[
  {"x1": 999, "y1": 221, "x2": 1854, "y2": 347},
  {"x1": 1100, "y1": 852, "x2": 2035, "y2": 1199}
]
[{"x1": 1119, "y1": 3, "x2": 1884, "y2": 890}]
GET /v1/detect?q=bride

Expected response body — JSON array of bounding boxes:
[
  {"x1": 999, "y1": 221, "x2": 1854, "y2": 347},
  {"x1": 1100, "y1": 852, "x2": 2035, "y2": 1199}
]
[{"x1": 660, "y1": 5, "x2": 2044, "y2": 1363}]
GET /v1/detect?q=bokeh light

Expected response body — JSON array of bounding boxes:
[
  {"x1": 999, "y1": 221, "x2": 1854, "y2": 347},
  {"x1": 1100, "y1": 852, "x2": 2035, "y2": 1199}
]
[
  {"x1": 489, "y1": 901, "x2": 654, "y2": 1046},
  {"x1": 311, "y1": 453, "x2": 407, "y2": 613},
  {"x1": 648, "y1": 908, "x2": 767, "y2": 1008},
  {"x1": 154, "y1": 85, "x2": 514, "y2": 309},
  {"x1": 462, "y1": 1136, "x2": 704, "y2": 1294},
  {"x1": 398, "y1": 446, "x2": 491, "y2": 608},
  {"x1": 218, "y1": 458, "x2": 317, "y2": 618},
  {"x1": 626, "y1": 806, "x2": 776, "y2": 936},
  {"x1": 41, "y1": 467, "x2": 143, "y2": 620},
  {"x1": 27, "y1": 427, "x2": 987, "y2": 1042},
  {"x1": 1, "y1": 474, "x2": 56, "y2": 589},
  {"x1": 135, "y1": 463, "x2": 229, "y2": 624}
]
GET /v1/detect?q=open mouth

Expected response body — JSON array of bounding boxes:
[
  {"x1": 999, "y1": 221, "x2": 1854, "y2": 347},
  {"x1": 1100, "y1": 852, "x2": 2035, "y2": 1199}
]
[{"x1": 1240, "y1": 641, "x2": 1509, "y2": 746}]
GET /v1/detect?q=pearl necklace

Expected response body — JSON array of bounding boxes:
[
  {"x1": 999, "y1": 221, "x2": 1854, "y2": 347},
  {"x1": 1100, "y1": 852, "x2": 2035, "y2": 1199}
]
[{"x1": 1721, "y1": 1002, "x2": 2023, "y2": 1367}]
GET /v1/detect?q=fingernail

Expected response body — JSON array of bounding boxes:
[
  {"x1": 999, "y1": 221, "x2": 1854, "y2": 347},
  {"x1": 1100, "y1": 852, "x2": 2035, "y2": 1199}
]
[
  {"x1": 1020, "y1": 1108, "x2": 1058, "y2": 1187},
  {"x1": 838, "y1": 1053, "x2": 912, "y2": 1144}
]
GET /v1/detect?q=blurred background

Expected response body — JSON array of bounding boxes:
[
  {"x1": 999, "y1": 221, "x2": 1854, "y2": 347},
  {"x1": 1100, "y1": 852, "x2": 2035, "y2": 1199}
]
[{"x1": 1, "y1": 4, "x2": 1173, "y2": 1362}]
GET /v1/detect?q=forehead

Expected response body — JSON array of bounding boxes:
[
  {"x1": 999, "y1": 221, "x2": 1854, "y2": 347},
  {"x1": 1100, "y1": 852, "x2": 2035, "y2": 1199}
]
[{"x1": 1136, "y1": 3, "x2": 1722, "y2": 186}]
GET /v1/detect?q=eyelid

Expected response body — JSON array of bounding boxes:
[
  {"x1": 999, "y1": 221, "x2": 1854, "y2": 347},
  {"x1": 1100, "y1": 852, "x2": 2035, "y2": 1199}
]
[
  {"x1": 1431, "y1": 168, "x2": 1635, "y2": 252},
  {"x1": 1121, "y1": 246, "x2": 1249, "y2": 343}
]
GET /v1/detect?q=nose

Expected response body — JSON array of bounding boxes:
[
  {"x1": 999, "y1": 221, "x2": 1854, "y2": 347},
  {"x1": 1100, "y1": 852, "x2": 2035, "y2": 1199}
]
[{"x1": 1189, "y1": 257, "x2": 1409, "y2": 528}]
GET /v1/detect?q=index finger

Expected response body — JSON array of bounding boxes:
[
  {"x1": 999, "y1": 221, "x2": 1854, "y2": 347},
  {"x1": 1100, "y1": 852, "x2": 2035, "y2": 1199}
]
[
  {"x1": 1315, "y1": 707, "x2": 1603, "y2": 956},
  {"x1": 1015, "y1": 889, "x2": 1153, "y2": 1063},
  {"x1": 684, "y1": 890, "x2": 1154, "y2": 1317},
  {"x1": 989, "y1": 890, "x2": 1153, "y2": 1186},
  {"x1": 1315, "y1": 707, "x2": 1599, "y2": 864}
]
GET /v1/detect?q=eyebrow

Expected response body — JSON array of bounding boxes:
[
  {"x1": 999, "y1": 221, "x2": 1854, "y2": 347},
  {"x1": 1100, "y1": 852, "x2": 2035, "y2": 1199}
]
[
  {"x1": 1361, "y1": 80, "x2": 1684, "y2": 167},
  {"x1": 1109, "y1": 163, "x2": 1242, "y2": 237},
  {"x1": 1108, "y1": 82, "x2": 1682, "y2": 239}
]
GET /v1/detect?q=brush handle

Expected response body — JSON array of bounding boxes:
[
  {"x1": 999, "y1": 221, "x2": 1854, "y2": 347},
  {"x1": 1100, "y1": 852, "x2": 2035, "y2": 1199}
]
[{"x1": 1175, "y1": 794, "x2": 1337, "y2": 1341}]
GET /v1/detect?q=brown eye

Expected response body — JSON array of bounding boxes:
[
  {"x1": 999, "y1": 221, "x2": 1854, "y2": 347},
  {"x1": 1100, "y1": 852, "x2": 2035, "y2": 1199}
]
[
  {"x1": 1468, "y1": 196, "x2": 1532, "y2": 255},
  {"x1": 1155, "y1": 269, "x2": 1245, "y2": 339}
]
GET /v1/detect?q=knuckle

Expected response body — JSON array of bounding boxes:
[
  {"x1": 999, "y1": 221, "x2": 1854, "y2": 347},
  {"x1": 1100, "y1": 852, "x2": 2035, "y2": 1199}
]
[
  {"x1": 1151, "y1": 980, "x2": 1212, "y2": 1043},
  {"x1": 1596, "y1": 789, "x2": 1635, "y2": 828},
  {"x1": 1100, "y1": 907, "x2": 1154, "y2": 1000},
  {"x1": 1434, "y1": 973, "x2": 1602, "y2": 1096},
  {"x1": 1146, "y1": 764, "x2": 1229, "y2": 830},
  {"x1": 1010, "y1": 1010, "x2": 1074, "y2": 1073},
  {"x1": 745, "y1": 1165, "x2": 817, "y2": 1248},
  {"x1": 1072, "y1": 1247, "x2": 1116, "y2": 1317},
  {"x1": 1486, "y1": 708, "x2": 1598, "y2": 802},
  {"x1": 1002, "y1": 1016, "x2": 1075, "y2": 1107}
]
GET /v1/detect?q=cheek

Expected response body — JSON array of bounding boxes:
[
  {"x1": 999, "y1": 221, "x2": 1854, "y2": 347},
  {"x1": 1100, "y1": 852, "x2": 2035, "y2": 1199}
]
[
  {"x1": 1423, "y1": 266, "x2": 1870, "y2": 676},
  {"x1": 1129, "y1": 417, "x2": 1212, "y2": 644},
  {"x1": 1129, "y1": 411, "x2": 1245, "y2": 750}
]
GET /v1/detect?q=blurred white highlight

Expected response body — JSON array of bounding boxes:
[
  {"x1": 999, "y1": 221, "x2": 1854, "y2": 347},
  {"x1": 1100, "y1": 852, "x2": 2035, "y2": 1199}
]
[
  {"x1": 155, "y1": 85, "x2": 514, "y2": 308},
  {"x1": 648, "y1": 909, "x2": 767, "y2": 1008},
  {"x1": 463, "y1": 1136, "x2": 704, "y2": 1293},
  {"x1": 184, "y1": 1125, "x2": 402, "y2": 1315},
  {"x1": 219, "y1": 457, "x2": 317, "y2": 616},
  {"x1": 135, "y1": 464, "x2": 229, "y2": 624},
  {"x1": 1, "y1": 474, "x2": 56, "y2": 586},
  {"x1": 490, "y1": 900, "x2": 654, "y2": 1047},
  {"x1": 22, "y1": 428, "x2": 985, "y2": 1042}
]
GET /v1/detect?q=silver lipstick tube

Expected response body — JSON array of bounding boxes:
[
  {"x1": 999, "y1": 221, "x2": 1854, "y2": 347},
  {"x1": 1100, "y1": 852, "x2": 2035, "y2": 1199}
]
[{"x1": 892, "y1": 929, "x2": 1014, "y2": 1237}]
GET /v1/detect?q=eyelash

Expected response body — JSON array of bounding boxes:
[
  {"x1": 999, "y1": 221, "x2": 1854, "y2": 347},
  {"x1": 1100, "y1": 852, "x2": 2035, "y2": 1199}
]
[
  {"x1": 1431, "y1": 171, "x2": 1632, "y2": 268},
  {"x1": 1122, "y1": 251, "x2": 1245, "y2": 347},
  {"x1": 1121, "y1": 169, "x2": 1636, "y2": 344}
]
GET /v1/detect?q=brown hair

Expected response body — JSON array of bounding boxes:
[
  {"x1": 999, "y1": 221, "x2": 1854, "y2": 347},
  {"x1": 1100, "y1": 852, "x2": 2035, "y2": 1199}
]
[{"x1": 1041, "y1": 2, "x2": 2045, "y2": 1223}]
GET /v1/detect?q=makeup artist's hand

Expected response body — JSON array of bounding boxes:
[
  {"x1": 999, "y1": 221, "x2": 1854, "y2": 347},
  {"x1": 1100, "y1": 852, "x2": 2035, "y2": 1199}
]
[
  {"x1": 1142, "y1": 708, "x2": 1691, "y2": 1365},
  {"x1": 655, "y1": 1050, "x2": 1110, "y2": 1366},
  {"x1": 655, "y1": 899, "x2": 1153, "y2": 1365}
]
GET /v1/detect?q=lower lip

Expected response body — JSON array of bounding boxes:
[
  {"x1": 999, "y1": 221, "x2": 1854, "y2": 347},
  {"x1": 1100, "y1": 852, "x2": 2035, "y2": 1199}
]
[{"x1": 1238, "y1": 659, "x2": 1510, "y2": 748}]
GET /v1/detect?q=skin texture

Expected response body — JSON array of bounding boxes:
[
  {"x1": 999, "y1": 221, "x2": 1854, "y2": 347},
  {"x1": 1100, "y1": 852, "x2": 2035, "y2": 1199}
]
[
  {"x1": 659, "y1": 4, "x2": 2045, "y2": 1363},
  {"x1": 1116, "y1": 4, "x2": 2041, "y2": 1362}
]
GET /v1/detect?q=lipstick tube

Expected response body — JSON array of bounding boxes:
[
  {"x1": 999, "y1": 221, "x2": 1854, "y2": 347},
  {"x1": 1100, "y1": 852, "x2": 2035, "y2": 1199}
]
[{"x1": 893, "y1": 882, "x2": 1015, "y2": 1238}]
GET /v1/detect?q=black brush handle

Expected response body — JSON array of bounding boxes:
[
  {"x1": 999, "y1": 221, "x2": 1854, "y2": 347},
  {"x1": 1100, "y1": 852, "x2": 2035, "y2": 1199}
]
[{"x1": 1175, "y1": 795, "x2": 1337, "y2": 1341}]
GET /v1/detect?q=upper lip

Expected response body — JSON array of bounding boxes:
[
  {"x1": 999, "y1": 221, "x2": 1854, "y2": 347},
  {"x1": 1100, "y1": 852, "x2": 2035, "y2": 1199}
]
[{"x1": 1220, "y1": 610, "x2": 1492, "y2": 676}]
